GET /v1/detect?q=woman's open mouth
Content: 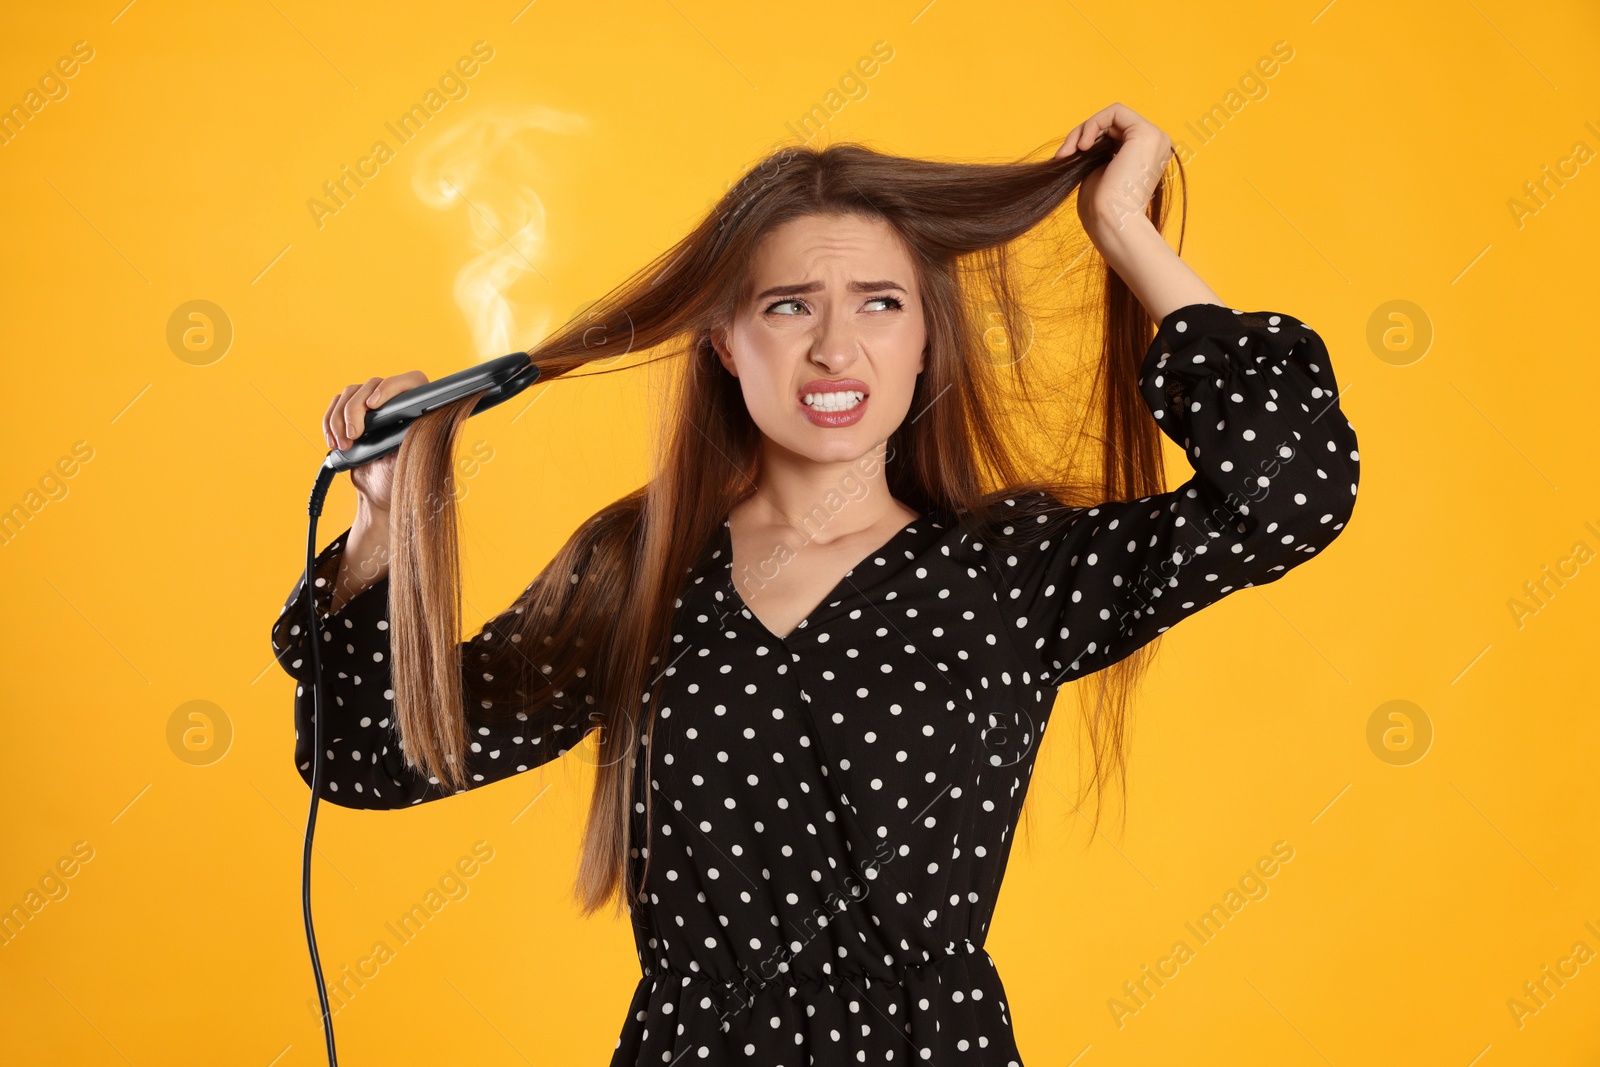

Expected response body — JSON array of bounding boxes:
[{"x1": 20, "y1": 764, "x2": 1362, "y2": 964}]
[{"x1": 798, "y1": 381, "x2": 869, "y2": 427}]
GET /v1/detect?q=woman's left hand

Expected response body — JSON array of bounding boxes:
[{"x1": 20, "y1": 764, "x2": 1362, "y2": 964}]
[{"x1": 1055, "y1": 103, "x2": 1173, "y2": 236}]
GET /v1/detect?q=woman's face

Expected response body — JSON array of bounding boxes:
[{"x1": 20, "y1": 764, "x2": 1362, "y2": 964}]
[{"x1": 712, "y1": 212, "x2": 926, "y2": 466}]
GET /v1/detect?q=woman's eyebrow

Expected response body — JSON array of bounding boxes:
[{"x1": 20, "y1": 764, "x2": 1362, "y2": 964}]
[{"x1": 754, "y1": 279, "x2": 907, "y2": 300}]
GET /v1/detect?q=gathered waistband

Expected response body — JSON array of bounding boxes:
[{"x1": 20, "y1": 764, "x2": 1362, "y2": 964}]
[{"x1": 644, "y1": 938, "x2": 989, "y2": 1000}]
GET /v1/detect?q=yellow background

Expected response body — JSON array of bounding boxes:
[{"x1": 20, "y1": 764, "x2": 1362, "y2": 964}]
[{"x1": 3, "y1": 1, "x2": 1597, "y2": 1064}]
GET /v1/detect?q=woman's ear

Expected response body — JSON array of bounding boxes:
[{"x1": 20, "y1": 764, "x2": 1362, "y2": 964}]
[{"x1": 710, "y1": 326, "x2": 738, "y2": 377}]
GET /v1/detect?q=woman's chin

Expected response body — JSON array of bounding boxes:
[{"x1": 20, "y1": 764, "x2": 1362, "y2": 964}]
[{"x1": 785, "y1": 428, "x2": 891, "y2": 467}]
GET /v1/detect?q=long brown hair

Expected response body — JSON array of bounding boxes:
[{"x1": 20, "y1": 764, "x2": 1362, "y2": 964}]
[{"x1": 386, "y1": 133, "x2": 1186, "y2": 916}]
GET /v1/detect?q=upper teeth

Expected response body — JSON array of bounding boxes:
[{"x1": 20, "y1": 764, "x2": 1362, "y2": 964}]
[{"x1": 804, "y1": 390, "x2": 865, "y2": 412}]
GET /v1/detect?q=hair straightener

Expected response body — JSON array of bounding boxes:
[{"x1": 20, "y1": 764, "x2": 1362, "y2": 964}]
[{"x1": 299, "y1": 351, "x2": 541, "y2": 1066}]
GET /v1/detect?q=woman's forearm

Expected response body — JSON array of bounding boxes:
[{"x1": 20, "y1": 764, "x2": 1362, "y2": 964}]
[
  {"x1": 1086, "y1": 209, "x2": 1223, "y2": 324},
  {"x1": 332, "y1": 500, "x2": 391, "y2": 615}
]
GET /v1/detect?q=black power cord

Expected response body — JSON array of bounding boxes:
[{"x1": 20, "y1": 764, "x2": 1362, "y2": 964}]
[{"x1": 302, "y1": 459, "x2": 341, "y2": 1066}]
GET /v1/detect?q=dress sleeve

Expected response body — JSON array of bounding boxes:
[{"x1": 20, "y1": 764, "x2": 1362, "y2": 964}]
[
  {"x1": 270, "y1": 529, "x2": 596, "y2": 809},
  {"x1": 981, "y1": 302, "x2": 1361, "y2": 689}
]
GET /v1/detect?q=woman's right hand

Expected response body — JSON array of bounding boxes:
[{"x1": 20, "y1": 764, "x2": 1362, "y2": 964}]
[{"x1": 323, "y1": 371, "x2": 429, "y2": 513}]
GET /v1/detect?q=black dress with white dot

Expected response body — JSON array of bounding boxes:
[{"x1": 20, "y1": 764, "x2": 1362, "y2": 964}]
[{"x1": 272, "y1": 303, "x2": 1360, "y2": 1065}]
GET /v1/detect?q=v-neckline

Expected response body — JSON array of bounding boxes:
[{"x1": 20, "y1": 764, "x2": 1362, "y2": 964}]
[{"x1": 718, "y1": 512, "x2": 926, "y2": 643}]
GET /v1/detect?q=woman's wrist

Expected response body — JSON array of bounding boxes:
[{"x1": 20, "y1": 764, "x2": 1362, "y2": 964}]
[
  {"x1": 1085, "y1": 211, "x2": 1222, "y2": 324},
  {"x1": 1084, "y1": 208, "x2": 1165, "y2": 272}
]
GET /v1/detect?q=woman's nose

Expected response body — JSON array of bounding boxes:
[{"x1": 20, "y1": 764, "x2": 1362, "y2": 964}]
[{"x1": 810, "y1": 313, "x2": 858, "y2": 368}]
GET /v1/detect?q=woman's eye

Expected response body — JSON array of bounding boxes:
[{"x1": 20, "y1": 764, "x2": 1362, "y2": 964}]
[{"x1": 762, "y1": 295, "x2": 903, "y2": 315}]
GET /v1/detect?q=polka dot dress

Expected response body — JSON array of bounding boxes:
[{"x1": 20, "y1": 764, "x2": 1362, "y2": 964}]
[{"x1": 272, "y1": 303, "x2": 1360, "y2": 1064}]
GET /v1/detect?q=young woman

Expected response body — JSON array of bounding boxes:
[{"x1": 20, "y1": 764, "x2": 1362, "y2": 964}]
[{"x1": 272, "y1": 103, "x2": 1360, "y2": 1065}]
